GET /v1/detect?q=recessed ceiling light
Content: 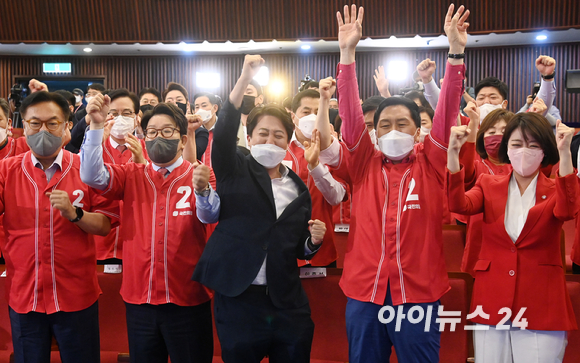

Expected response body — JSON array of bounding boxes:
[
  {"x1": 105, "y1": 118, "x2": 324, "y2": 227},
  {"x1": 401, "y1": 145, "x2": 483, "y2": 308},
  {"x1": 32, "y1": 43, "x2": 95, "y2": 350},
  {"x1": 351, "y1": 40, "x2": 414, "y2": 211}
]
[
  {"x1": 536, "y1": 35, "x2": 547, "y2": 41},
  {"x1": 301, "y1": 44, "x2": 311, "y2": 50},
  {"x1": 83, "y1": 47, "x2": 92, "y2": 52}
]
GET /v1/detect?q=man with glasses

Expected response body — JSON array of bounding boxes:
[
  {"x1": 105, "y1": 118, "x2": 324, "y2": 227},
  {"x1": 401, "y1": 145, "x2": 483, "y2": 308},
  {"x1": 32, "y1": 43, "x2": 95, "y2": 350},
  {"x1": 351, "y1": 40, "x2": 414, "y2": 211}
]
[
  {"x1": 88, "y1": 88, "x2": 149, "y2": 270},
  {"x1": 0, "y1": 91, "x2": 119, "y2": 363},
  {"x1": 80, "y1": 97, "x2": 220, "y2": 363}
]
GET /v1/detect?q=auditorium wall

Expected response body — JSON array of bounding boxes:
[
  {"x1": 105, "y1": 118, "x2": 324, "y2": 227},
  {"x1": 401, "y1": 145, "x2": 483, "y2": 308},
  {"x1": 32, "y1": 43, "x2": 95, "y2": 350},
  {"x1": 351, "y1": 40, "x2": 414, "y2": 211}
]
[{"x1": 1, "y1": 42, "x2": 579, "y2": 122}]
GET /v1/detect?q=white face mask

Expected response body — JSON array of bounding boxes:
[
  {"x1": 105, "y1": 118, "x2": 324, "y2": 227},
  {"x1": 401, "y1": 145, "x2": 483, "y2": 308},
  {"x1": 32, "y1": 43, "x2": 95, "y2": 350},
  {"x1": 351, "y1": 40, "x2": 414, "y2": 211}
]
[
  {"x1": 419, "y1": 126, "x2": 431, "y2": 143},
  {"x1": 369, "y1": 129, "x2": 381, "y2": 150},
  {"x1": 479, "y1": 103, "x2": 504, "y2": 124},
  {"x1": 378, "y1": 130, "x2": 415, "y2": 160},
  {"x1": 0, "y1": 127, "x2": 6, "y2": 143},
  {"x1": 74, "y1": 95, "x2": 82, "y2": 104},
  {"x1": 110, "y1": 115, "x2": 135, "y2": 139},
  {"x1": 84, "y1": 96, "x2": 93, "y2": 104},
  {"x1": 250, "y1": 143, "x2": 287, "y2": 169},
  {"x1": 195, "y1": 109, "x2": 213, "y2": 124},
  {"x1": 298, "y1": 113, "x2": 317, "y2": 139}
]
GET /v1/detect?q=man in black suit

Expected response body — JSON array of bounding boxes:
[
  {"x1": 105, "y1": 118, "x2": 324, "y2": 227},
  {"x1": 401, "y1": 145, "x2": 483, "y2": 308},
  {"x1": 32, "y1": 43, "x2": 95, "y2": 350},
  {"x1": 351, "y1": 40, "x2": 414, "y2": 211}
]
[{"x1": 193, "y1": 55, "x2": 326, "y2": 363}]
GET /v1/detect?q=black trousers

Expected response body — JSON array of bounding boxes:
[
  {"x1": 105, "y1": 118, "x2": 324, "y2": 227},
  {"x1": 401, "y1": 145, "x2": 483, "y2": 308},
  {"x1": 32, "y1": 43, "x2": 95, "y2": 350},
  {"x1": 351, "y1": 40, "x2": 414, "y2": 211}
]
[
  {"x1": 10, "y1": 301, "x2": 100, "y2": 363},
  {"x1": 214, "y1": 287, "x2": 314, "y2": 363},
  {"x1": 125, "y1": 301, "x2": 213, "y2": 363}
]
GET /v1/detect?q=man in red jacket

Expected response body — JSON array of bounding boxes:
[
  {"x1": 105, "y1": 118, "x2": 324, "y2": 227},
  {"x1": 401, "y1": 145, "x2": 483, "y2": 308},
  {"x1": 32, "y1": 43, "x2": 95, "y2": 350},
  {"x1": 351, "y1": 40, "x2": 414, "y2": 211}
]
[
  {"x1": 1, "y1": 91, "x2": 119, "y2": 363},
  {"x1": 335, "y1": 4, "x2": 469, "y2": 362}
]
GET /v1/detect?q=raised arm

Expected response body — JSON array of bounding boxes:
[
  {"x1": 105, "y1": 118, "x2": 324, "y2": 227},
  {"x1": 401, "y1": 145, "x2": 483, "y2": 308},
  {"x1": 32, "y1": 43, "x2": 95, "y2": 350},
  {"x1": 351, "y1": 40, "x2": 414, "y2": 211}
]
[
  {"x1": 212, "y1": 55, "x2": 264, "y2": 179},
  {"x1": 447, "y1": 124, "x2": 484, "y2": 215},
  {"x1": 535, "y1": 55, "x2": 556, "y2": 115},
  {"x1": 336, "y1": 5, "x2": 377, "y2": 183},
  {"x1": 80, "y1": 94, "x2": 112, "y2": 190},
  {"x1": 316, "y1": 77, "x2": 337, "y2": 151},
  {"x1": 373, "y1": 66, "x2": 391, "y2": 98},
  {"x1": 417, "y1": 59, "x2": 440, "y2": 109},
  {"x1": 429, "y1": 4, "x2": 469, "y2": 146},
  {"x1": 183, "y1": 113, "x2": 202, "y2": 163}
]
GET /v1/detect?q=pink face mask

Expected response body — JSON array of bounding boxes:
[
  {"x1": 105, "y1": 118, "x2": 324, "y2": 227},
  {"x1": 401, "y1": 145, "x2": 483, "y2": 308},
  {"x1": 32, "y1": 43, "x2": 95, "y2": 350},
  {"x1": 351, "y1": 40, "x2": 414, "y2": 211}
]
[{"x1": 507, "y1": 147, "x2": 544, "y2": 177}]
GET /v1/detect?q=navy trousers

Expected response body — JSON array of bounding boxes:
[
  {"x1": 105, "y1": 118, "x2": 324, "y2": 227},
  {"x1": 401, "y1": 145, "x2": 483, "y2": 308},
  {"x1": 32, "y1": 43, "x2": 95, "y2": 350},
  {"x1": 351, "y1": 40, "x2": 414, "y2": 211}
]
[
  {"x1": 125, "y1": 301, "x2": 213, "y2": 363},
  {"x1": 10, "y1": 301, "x2": 100, "y2": 363},
  {"x1": 346, "y1": 285, "x2": 441, "y2": 363}
]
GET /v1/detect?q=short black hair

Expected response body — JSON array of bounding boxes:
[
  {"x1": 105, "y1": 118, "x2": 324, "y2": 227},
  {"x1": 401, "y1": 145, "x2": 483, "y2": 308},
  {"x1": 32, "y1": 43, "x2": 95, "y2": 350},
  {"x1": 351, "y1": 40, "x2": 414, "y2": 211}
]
[
  {"x1": 247, "y1": 105, "x2": 294, "y2": 142},
  {"x1": 87, "y1": 83, "x2": 106, "y2": 93},
  {"x1": 138, "y1": 87, "x2": 162, "y2": 103},
  {"x1": 0, "y1": 99, "x2": 9, "y2": 120},
  {"x1": 404, "y1": 90, "x2": 430, "y2": 108},
  {"x1": 374, "y1": 96, "x2": 421, "y2": 129},
  {"x1": 163, "y1": 82, "x2": 189, "y2": 102},
  {"x1": 305, "y1": 80, "x2": 319, "y2": 89},
  {"x1": 193, "y1": 92, "x2": 219, "y2": 106},
  {"x1": 54, "y1": 90, "x2": 75, "y2": 107},
  {"x1": 20, "y1": 91, "x2": 71, "y2": 122},
  {"x1": 282, "y1": 97, "x2": 292, "y2": 110},
  {"x1": 108, "y1": 88, "x2": 140, "y2": 113},
  {"x1": 418, "y1": 106, "x2": 434, "y2": 121},
  {"x1": 141, "y1": 103, "x2": 188, "y2": 137},
  {"x1": 475, "y1": 77, "x2": 509, "y2": 101},
  {"x1": 362, "y1": 96, "x2": 386, "y2": 115},
  {"x1": 498, "y1": 112, "x2": 558, "y2": 167},
  {"x1": 291, "y1": 89, "x2": 320, "y2": 113},
  {"x1": 248, "y1": 80, "x2": 263, "y2": 96}
]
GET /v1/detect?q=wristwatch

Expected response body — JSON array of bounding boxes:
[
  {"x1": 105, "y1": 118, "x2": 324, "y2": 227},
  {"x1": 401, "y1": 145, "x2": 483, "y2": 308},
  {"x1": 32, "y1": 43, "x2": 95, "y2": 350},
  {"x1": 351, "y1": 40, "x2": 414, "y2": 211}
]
[
  {"x1": 541, "y1": 72, "x2": 555, "y2": 80},
  {"x1": 69, "y1": 207, "x2": 84, "y2": 223}
]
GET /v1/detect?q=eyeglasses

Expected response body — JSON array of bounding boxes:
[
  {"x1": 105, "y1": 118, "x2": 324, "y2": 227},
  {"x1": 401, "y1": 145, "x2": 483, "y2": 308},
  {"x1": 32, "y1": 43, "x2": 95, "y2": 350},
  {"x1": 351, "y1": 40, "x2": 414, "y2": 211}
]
[
  {"x1": 145, "y1": 127, "x2": 180, "y2": 139},
  {"x1": 108, "y1": 111, "x2": 135, "y2": 118},
  {"x1": 24, "y1": 119, "x2": 64, "y2": 131}
]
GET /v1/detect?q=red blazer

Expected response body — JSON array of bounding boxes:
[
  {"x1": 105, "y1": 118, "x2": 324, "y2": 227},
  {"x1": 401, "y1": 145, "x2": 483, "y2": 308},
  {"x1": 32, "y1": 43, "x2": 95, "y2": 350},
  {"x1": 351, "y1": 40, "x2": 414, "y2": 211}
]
[{"x1": 448, "y1": 168, "x2": 578, "y2": 331}]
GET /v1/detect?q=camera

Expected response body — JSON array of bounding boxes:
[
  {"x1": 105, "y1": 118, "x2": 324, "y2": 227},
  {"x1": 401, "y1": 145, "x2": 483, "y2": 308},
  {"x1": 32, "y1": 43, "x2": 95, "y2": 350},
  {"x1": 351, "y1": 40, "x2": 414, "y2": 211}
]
[{"x1": 8, "y1": 84, "x2": 24, "y2": 128}]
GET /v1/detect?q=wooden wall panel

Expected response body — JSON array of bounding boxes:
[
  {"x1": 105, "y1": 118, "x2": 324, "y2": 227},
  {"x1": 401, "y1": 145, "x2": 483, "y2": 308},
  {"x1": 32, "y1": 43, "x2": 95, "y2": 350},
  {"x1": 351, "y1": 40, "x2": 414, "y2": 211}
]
[
  {"x1": 0, "y1": 0, "x2": 579, "y2": 43},
  {"x1": 1, "y1": 43, "x2": 579, "y2": 122}
]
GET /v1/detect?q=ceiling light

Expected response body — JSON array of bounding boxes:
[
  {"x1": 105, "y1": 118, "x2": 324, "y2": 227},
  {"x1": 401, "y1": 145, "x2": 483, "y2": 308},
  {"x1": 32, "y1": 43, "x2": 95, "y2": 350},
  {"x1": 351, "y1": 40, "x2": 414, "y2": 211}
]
[
  {"x1": 301, "y1": 44, "x2": 311, "y2": 50},
  {"x1": 83, "y1": 47, "x2": 92, "y2": 52},
  {"x1": 536, "y1": 35, "x2": 547, "y2": 41}
]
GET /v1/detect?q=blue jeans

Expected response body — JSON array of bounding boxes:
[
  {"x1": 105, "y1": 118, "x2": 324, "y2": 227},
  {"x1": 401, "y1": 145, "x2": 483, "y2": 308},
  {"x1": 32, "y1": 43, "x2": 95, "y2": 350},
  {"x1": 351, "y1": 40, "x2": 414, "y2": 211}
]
[{"x1": 346, "y1": 285, "x2": 441, "y2": 363}]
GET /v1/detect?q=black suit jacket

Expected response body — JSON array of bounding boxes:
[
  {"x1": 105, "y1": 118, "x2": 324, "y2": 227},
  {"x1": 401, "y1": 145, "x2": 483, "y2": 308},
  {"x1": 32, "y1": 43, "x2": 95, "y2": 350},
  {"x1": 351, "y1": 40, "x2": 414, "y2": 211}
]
[{"x1": 193, "y1": 99, "x2": 315, "y2": 309}]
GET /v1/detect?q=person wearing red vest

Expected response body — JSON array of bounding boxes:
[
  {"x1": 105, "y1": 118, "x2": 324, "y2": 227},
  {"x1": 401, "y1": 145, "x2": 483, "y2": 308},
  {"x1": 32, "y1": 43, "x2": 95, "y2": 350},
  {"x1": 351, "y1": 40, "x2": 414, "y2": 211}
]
[
  {"x1": 81, "y1": 98, "x2": 218, "y2": 363},
  {"x1": 335, "y1": 5, "x2": 468, "y2": 362},
  {"x1": 285, "y1": 88, "x2": 346, "y2": 267},
  {"x1": 1, "y1": 91, "x2": 119, "y2": 363},
  {"x1": 89, "y1": 89, "x2": 150, "y2": 269}
]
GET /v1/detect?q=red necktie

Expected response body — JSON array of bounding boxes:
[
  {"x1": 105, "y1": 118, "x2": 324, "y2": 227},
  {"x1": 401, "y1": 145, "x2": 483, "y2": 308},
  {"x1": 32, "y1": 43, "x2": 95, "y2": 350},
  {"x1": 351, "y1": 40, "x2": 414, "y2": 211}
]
[{"x1": 157, "y1": 167, "x2": 169, "y2": 178}]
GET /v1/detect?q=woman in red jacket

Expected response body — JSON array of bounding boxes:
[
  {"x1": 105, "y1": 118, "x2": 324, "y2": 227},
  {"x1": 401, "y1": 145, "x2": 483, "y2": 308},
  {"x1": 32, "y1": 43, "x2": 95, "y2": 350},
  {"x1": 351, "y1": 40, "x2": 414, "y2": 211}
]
[
  {"x1": 459, "y1": 108, "x2": 515, "y2": 276},
  {"x1": 447, "y1": 112, "x2": 577, "y2": 362}
]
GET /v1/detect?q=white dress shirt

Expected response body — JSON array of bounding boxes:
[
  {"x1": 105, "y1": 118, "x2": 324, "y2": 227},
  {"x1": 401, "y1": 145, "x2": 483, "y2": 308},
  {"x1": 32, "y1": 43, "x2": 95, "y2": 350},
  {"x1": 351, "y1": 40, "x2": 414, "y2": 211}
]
[
  {"x1": 251, "y1": 164, "x2": 317, "y2": 285},
  {"x1": 504, "y1": 173, "x2": 538, "y2": 243}
]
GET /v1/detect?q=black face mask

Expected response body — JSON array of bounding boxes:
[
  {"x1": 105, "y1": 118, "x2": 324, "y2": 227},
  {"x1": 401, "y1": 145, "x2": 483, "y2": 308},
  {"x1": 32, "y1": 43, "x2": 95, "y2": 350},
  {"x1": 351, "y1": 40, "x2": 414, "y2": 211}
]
[
  {"x1": 241, "y1": 95, "x2": 257, "y2": 115},
  {"x1": 145, "y1": 137, "x2": 180, "y2": 164},
  {"x1": 140, "y1": 104, "x2": 154, "y2": 114},
  {"x1": 176, "y1": 102, "x2": 188, "y2": 115}
]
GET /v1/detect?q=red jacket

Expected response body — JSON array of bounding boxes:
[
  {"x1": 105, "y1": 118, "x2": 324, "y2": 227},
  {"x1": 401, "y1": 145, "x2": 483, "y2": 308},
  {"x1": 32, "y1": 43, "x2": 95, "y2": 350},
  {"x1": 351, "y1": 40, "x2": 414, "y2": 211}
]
[
  {"x1": 0, "y1": 151, "x2": 120, "y2": 314},
  {"x1": 460, "y1": 142, "x2": 512, "y2": 276},
  {"x1": 98, "y1": 161, "x2": 213, "y2": 306},
  {"x1": 337, "y1": 61, "x2": 465, "y2": 306},
  {"x1": 448, "y1": 168, "x2": 578, "y2": 330}
]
